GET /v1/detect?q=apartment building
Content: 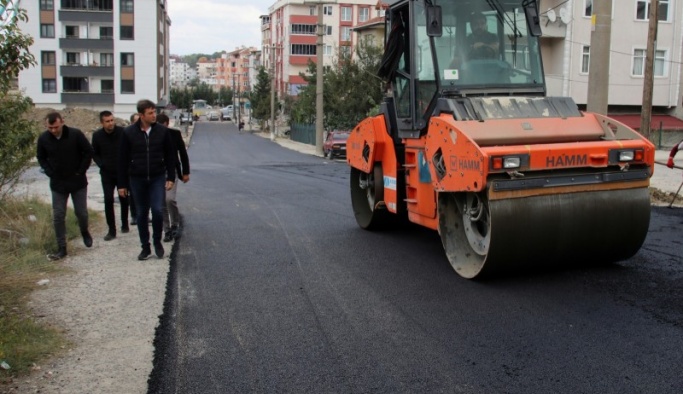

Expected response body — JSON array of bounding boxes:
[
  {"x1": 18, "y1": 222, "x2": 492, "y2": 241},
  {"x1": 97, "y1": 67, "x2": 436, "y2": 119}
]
[
  {"x1": 169, "y1": 56, "x2": 197, "y2": 88},
  {"x1": 263, "y1": 0, "x2": 381, "y2": 99},
  {"x1": 539, "y1": 0, "x2": 683, "y2": 128},
  {"x1": 18, "y1": 0, "x2": 171, "y2": 117},
  {"x1": 214, "y1": 47, "x2": 260, "y2": 93}
]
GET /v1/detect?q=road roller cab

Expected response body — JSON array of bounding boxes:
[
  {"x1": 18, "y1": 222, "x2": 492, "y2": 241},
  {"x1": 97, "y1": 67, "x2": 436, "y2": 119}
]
[{"x1": 346, "y1": 0, "x2": 655, "y2": 279}]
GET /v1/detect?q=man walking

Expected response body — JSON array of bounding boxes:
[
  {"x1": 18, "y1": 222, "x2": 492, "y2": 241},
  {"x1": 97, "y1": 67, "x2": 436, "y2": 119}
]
[
  {"x1": 118, "y1": 100, "x2": 176, "y2": 260},
  {"x1": 157, "y1": 113, "x2": 190, "y2": 242},
  {"x1": 92, "y1": 111, "x2": 131, "y2": 240},
  {"x1": 37, "y1": 112, "x2": 94, "y2": 260}
]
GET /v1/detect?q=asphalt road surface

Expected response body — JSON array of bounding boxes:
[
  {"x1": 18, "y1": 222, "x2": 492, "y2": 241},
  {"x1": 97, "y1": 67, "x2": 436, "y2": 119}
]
[{"x1": 149, "y1": 121, "x2": 683, "y2": 393}]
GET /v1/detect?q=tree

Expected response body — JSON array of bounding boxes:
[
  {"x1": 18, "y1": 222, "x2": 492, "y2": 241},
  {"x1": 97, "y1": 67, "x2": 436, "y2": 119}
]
[
  {"x1": 290, "y1": 42, "x2": 384, "y2": 130},
  {"x1": 0, "y1": 0, "x2": 39, "y2": 200},
  {"x1": 250, "y1": 66, "x2": 272, "y2": 123}
]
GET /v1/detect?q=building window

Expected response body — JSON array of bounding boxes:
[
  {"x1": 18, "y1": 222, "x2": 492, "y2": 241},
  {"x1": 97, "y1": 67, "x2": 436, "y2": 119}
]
[
  {"x1": 120, "y1": 25, "x2": 134, "y2": 40},
  {"x1": 323, "y1": 5, "x2": 332, "y2": 15},
  {"x1": 581, "y1": 46, "x2": 590, "y2": 74},
  {"x1": 291, "y1": 44, "x2": 316, "y2": 55},
  {"x1": 63, "y1": 77, "x2": 88, "y2": 92},
  {"x1": 341, "y1": 6, "x2": 352, "y2": 21},
  {"x1": 101, "y1": 79, "x2": 114, "y2": 93},
  {"x1": 632, "y1": 49, "x2": 666, "y2": 76},
  {"x1": 323, "y1": 45, "x2": 332, "y2": 55},
  {"x1": 325, "y1": 25, "x2": 332, "y2": 35},
  {"x1": 121, "y1": 79, "x2": 135, "y2": 93},
  {"x1": 636, "y1": 0, "x2": 669, "y2": 21},
  {"x1": 65, "y1": 25, "x2": 79, "y2": 38},
  {"x1": 66, "y1": 52, "x2": 80, "y2": 65},
  {"x1": 121, "y1": 52, "x2": 134, "y2": 66},
  {"x1": 291, "y1": 24, "x2": 316, "y2": 35},
  {"x1": 340, "y1": 46, "x2": 351, "y2": 57},
  {"x1": 120, "y1": 0, "x2": 134, "y2": 13},
  {"x1": 42, "y1": 79, "x2": 57, "y2": 93},
  {"x1": 40, "y1": 0, "x2": 54, "y2": 10},
  {"x1": 359, "y1": 7, "x2": 369, "y2": 22},
  {"x1": 41, "y1": 51, "x2": 56, "y2": 65},
  {"x1": 40, "y1": 24, "x2": 55, "y2": 38},
  {"x1": 100, "y1": 26, "x2": 113, "y2": 39},
  {"x1": 583, "y1": 0, "x2": 592, "y2": 17},
  {"x1": 61, "y1": 0, "x2": 113, "y2": 11},
  {"x1": 341, "y1": 26, "x2": 351, "y2": 41},
  {"x1": 100, "y1": 53, "x2": 114, "y2": 66},
  {"x1": 309, "y1": 6, "x2": 316, "y2": 16}
]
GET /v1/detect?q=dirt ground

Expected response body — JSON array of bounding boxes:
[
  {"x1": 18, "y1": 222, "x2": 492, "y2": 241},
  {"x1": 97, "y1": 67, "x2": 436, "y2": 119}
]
[{"x1": 28, "y1": 107, "x2": 130, "y2": 139}]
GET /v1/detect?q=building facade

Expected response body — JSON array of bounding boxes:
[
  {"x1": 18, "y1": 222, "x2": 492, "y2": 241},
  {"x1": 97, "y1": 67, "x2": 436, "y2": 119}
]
[
  {"x1": 18, "y1": 0, "x2": 171, "y2": 117},
  {"x1": 169, "y1": 56, "x2": 197, "y2": 88},
  {"x1": 264, "y1": 0, "x2": 381, "y2": 99},
  {"x1": 541, "y1": 0, "x2": 683, "y2": 111}
]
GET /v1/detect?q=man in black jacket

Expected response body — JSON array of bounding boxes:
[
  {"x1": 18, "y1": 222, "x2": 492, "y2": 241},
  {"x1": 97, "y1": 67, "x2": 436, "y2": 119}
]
[
  {"x1": 37, "y1": 112, "x2": 94, "y2": 260},
  {"x1": 92, "y1": 110, "x2": 132, "y2": 240},
  {"x1": 118, "y1": 100, "x2": 176, "y2": 260},
  {"x1": 157, "y1": 113, "x2": 190, "y2": 242}
]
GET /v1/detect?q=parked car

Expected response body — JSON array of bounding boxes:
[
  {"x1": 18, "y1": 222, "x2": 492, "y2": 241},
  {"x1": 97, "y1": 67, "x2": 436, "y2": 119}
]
[
  {"x1": 208, "y1": 111, "x2": 220, "y2": 121},
  {"x1": 179, "y1": 112, "x2": 193, "y2": 125},
  {"x1": 323, "y1": 130, "x2": 350, "y2": 159},
  {"x1": 220, "y1": 106, "x2": 233, "y2": 121}
]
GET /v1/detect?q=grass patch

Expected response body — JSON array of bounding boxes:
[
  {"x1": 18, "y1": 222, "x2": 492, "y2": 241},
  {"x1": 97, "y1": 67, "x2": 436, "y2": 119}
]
[{"x1": 0, "y1": 196, "x2": 98, "y2": 382}]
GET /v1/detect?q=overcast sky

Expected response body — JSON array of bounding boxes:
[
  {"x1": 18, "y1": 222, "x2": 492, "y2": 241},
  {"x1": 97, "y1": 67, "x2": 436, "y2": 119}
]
[{"x1": 167, "y1": 0, "x2": 273, "y2": 56}]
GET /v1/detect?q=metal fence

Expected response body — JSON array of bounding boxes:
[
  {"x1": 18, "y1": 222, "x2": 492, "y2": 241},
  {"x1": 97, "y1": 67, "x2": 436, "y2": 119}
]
[{"x1": 289, "y1": 123, "x2": 316, "y2": 145}]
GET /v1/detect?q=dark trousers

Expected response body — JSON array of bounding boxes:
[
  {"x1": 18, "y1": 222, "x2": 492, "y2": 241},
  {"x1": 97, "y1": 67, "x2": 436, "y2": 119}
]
[
  {"x1": 51, "y1": 187, "x2": 89, "y2": 248},
  {"x1": 129, "y1": 174, "x2": 165, "y2": 247},
  {"x1": 101, "y1": 173, "x2": 131, "y2": 232}
]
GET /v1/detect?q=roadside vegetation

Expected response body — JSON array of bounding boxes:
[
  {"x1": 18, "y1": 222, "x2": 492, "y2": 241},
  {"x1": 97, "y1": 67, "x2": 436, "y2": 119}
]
[
  {"x1": 0, "y1": 198, "x2": 73, "y2": 382},
  {"x1": 0, "y1": 0, "x2": 72, "y2": 383}
]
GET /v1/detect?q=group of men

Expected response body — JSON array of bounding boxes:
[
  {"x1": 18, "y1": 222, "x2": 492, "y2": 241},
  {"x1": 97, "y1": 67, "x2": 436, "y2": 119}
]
[{"x1": 36, "y1": 99, "x2": 190, "y2": 262}]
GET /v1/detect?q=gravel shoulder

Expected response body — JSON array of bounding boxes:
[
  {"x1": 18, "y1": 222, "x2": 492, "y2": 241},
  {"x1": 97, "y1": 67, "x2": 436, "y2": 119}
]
[{"x1": 2, "y1": 166, "x2": 169, "y2": 394}]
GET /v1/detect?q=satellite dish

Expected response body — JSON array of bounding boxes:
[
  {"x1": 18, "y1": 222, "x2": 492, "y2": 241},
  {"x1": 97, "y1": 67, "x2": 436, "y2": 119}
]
[
  {"x1": 559, "y1": 7, "x2": 571, "y2": 24},
  {"x1": 547, "y1": 9, "x2": 557, "y2": 23}
]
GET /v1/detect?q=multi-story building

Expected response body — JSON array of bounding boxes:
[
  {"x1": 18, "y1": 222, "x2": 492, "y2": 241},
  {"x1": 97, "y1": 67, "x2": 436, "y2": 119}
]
[
  {"x1": 18, "y1": 0, "x2": 171, "y2": 117},
  {"x1": 264, "y1": 0, "x2": 381, "y2": 99},
  {"x1": 216, "y1": 47, "x2": 260, "y2": 92},
  {"x1": 540, "y1": 0, "x2": 683, "y2": 128},
  {"x1": 169, "y1": 56, "x2": 196, "y2": 88}
]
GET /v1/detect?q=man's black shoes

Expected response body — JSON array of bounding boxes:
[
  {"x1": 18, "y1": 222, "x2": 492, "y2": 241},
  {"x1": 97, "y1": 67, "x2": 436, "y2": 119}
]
[
  {"x1": 163, "y1": 232, "x2": 173, "y2": 242},
  {"x1": 47, "y1": 247, "x2": 67, "y2": 261},
  {"x1": 82, "y1": 232, "x2": 93, "y2": 248},
  {"x1": 154, "y1": 242, "x2": 164, "y2": 258},
  {"x1": 131, "y1": 217, "x2": 137, "y2": 225},
  {"x1": 104, "y1": 232, "x2": 116, "y2": 241},
  {"x1": 138, "y1": 245, "x2": 152, "y2": 260},
  {"x1": 121, "y1": 224, "x2": 130, "y2": 233}
]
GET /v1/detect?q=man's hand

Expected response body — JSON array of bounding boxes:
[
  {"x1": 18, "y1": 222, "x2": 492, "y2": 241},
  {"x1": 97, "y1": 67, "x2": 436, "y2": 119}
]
[
  {"x1": 118, "y1": 188, "x2": 127, "y2": 198},
  {"x1": 165, "y1": 181, "x2": 174, "y2": 191},
  {"x1": 182, "y1": 175, "x2": 190, "y2": 183},
  {"x1": 667, "y1": 157, "x2": 675, "y2": 168}
]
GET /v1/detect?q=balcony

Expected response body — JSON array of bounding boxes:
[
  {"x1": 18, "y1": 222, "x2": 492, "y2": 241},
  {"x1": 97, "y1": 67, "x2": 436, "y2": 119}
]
[
  {"x1": 59, "y1": 10, "x2": 113, "y2": 23},
  {"x1": 62, "y1": 92, "x2": 114, "y2": 105},
  {"x1": 60, "y1": 64, "x2": 114, "y2": 78},
  {"x1": 60, "y1": 37, "x2": 113, "y2": 50}
]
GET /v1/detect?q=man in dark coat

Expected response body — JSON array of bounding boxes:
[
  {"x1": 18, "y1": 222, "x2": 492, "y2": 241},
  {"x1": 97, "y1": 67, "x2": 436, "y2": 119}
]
[
  {"x1": 118, "y1": 100, "x2": 176, "y2": 260},
  {"x1": 36, "y1": 112, "x2": 94, "y2": 260},
  {"x1": 92, "y1": 110, "x2": 132, "y2": 240},
  {"x1": 156, "y1": 113, "x2": 190, "y2": 242}
]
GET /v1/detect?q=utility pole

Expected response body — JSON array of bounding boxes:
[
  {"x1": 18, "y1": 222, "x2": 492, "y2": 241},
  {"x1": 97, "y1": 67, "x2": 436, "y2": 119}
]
[
  {"x1": 270, "y1": 43, "x2": 276, "y2": 141},
  {"x1": 641, "y1": 0, "x2": 659, "y2": 140},
  {"x1": 315, "y1": 1, "x2": 324, "y2": 156},
  {"x1": 586, "y1": 0, "x2": 612, "y2": 115}
]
